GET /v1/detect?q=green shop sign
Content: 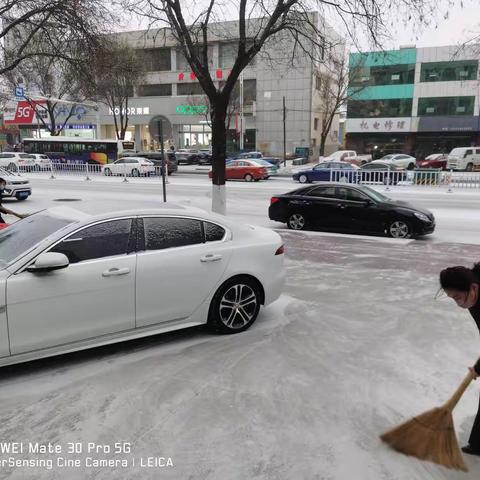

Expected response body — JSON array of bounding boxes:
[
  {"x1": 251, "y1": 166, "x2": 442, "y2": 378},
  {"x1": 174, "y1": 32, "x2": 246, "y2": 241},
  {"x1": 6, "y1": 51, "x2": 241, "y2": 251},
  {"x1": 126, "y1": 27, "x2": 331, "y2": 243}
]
[{"x1": 176, "y1": 105, "x2": 208, "y2": 115}]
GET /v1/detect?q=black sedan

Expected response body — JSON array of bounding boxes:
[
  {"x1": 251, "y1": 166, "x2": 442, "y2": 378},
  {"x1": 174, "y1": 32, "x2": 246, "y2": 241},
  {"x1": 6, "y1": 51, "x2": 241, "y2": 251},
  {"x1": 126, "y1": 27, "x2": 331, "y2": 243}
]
[{"x1": 269, "y1": 183, "x2": 435, "y2": 239}]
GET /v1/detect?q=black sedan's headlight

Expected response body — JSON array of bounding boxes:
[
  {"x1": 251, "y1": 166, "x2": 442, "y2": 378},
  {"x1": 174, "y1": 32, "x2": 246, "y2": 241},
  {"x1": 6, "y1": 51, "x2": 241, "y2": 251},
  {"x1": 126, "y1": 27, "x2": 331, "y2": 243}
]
[{"x1": 414, "y1": 212, "x2": 431, "y2": 223}]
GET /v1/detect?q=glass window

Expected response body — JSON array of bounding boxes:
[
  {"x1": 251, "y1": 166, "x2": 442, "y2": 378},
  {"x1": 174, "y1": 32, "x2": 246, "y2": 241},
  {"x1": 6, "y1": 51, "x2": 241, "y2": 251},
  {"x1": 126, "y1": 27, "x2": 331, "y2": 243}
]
[
  {"x1": 350, "y1": 64, "x2": 415, "y2": 86},
  {"x1": 140, "y1": 48, "x2": 171, "y2": 72},
  {"x1": 417, "y1": 96, "x2": 475, "y2": 116},
  {"x1": 420, "y1": 61, "x2": 478, "y2": 82},
  {"x1": 144, "y1": 217, "x2": 203, "y2": 250},
  {"x1": 177, "y1": 83, "x2": 205, "y2": 96},
  {"x1": 218, "y1": 41, "x2": 256, "y2": 68},
  {"x1": 345, "y1": 188, "x2": 369, "y2": 202},
  {"x1": 50, "y1": 219, "x2": 132, "y2": 264},
  {"x1": 204, "y1": 222, "x2": 225, "y2": 242},
  {"x1": 347, "y1": 99, "x2": 413, "y2": 118},
  {"x1": 177, "y1": 46, "x2": 214, "y2": 70},
  {"x1": 0, "y1": 213, "x2": 73, "y2": 268},
  {"x1": 308, "y1": 186, "x2": 337, "y2": 198},
  {"x1": 137, "y1": 84, "x2": 172, "y2": 97}
]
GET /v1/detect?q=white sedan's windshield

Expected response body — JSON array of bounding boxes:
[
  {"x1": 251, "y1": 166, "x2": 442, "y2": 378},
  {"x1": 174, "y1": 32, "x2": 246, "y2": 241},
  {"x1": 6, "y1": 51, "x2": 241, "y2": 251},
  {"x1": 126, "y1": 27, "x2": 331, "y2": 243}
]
[{"x1": 0, "y1": 213, "x2": 73, "y2": 269}]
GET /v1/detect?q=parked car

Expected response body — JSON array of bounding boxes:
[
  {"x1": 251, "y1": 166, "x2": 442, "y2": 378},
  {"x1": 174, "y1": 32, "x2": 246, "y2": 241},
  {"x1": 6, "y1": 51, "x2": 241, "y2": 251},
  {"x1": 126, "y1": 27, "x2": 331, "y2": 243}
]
[
  {"x1": 102, "y1": 157, "x2": 156, "y2": 177},
  {"x1": 0, "y1": 152, "x2": 36, "y2": 172},
  {"x1": 0, "y1": 205, "x2": 284, "y2": 367},
  {"x1": 262, "y1": 157, "x2": 282, "y2": 167},
  {"x1": 251, "y1": 159, "x2": 279, "y2": 177},
  {"x1": 447, "y1": 147, "x2": 480, "y2": 171},
  {"x1": 121, "y1": 151, "x2": 177, "y2": 174},
  {"x1": 416, "y1": 153, "x2": 448, "y2": 170},
  {"x1": 269, "y1": 183, "x2": 435, "y2": 239},
  {"x1": 292, "y1": 161, "x2": 358, "y2": 184},
  {"x1": 377, "y1": 154, "x2": 416, "y2": 170},
  {"x1": 359, "y1": 161, "x2": 408, "y2": 185},
  {"x1": 30, "y1": 153, "x2": 52, "y2": 171},
  {"x1": 209, "y1": 159, "x2": 269, "y2": 181},
  {"x1": 198, "y1": 149, "x2": 212, "y2": 165},
  {"x1": 324, "y1": 150, "x2": 372, "y2": 166},
  {"x1": 175, "y1": 149, "x2": 200, "y2": 165},
  {"x1": 0, "y1": 167, "x2": 31, "y2": 201}
]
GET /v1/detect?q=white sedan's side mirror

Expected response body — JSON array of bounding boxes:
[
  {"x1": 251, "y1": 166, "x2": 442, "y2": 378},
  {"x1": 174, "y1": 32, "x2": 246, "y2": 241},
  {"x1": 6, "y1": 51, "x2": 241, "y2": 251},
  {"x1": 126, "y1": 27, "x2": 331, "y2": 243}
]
[{"x1": 27, "y1": 252, "x2": 70, "y2": 273}]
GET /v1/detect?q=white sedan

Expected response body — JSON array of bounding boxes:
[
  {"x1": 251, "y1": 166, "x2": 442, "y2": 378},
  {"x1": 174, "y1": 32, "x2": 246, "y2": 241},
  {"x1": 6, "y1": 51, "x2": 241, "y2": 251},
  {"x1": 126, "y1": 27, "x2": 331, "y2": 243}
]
[
  {"x1": 377, "y1": 154, "x2": 416, "y2": 170},
  {"x1": 0, "y1": 206, "x2": 285, "y2": 367},
  {"x1": 102, "y1": 157, "x2": 156, "y2": 176}
]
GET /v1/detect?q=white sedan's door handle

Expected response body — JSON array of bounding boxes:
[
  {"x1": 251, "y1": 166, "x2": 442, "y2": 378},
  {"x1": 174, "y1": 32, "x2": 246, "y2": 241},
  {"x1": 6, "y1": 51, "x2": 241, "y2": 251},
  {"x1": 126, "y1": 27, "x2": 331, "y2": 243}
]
[
  {"x1": 200, "y1": 254, "x2": 223, "y2": 263},
  {"x1": 102, "y1": 267, "x2": 130, "y2": 277}
]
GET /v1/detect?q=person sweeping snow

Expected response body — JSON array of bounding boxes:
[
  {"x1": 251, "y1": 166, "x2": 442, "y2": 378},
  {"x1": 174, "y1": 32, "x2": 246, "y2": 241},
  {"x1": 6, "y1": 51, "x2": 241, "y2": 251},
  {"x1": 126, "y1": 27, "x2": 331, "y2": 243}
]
[{"x1": 440, "y1": 263, "x2": 480, "y2": 456}]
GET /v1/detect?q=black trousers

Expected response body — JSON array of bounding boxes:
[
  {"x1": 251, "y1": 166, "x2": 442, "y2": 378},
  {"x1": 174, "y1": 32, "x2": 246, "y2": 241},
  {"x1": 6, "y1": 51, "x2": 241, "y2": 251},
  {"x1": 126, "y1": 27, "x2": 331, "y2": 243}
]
[{"x1": 469, "y1": 395, "x2": 480, "y2": 449}]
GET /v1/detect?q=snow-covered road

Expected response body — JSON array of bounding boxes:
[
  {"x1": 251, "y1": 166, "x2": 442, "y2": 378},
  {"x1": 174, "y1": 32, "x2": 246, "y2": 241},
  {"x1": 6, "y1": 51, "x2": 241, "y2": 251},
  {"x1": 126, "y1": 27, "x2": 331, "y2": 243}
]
[{"x1": 1, "y1": 176, "x2": 480, "y2": 479}]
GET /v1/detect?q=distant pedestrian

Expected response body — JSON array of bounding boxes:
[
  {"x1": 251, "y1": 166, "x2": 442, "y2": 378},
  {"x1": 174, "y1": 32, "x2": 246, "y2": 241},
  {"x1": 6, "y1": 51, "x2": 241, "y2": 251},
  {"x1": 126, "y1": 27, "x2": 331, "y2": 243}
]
[
  {"x1": 440, "y1": 263, "x2": 480, "y2": 455},
  {"x1": 0, "y1": 178, "x2": 27, "y2": 224}
]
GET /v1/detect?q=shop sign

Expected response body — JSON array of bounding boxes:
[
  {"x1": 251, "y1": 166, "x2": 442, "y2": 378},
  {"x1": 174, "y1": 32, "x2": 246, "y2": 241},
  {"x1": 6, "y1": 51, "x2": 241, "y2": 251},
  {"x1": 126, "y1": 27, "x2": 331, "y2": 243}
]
[
  {"x1": 346, "y1": 117, "x2": 411, "y2": 133},
  {"x1": 417, "y1": 116, "x2": 480, "y2": 132},
  {"x1": 4, "y1": 100, "x2": 47, "y2": 125},
  {"x1": 176, "y1": 105, "x2": 208, "y2": 115},
  {"x1": 108, "y1": 107, "x2": 150, "y2": 115}
]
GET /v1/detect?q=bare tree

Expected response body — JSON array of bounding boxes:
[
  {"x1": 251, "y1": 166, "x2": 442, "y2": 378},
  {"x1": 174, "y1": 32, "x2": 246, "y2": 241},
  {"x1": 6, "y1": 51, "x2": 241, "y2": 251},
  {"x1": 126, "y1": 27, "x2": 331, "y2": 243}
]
[
  {"x1": 0, "y1": 0, "x2": 111, "y2": 76},
  {"x1": 125, "y1": 0, "x2": 443, "y2": 214},
  {"x1": 5, "y1": 56, "x2": 89, "y2": 135},
  {"x1": 80, "y1": 41, "x2": 145, "y2": 140},
  {"x1": 315, "y1": 56, "x2": 367, "y2": 156}
]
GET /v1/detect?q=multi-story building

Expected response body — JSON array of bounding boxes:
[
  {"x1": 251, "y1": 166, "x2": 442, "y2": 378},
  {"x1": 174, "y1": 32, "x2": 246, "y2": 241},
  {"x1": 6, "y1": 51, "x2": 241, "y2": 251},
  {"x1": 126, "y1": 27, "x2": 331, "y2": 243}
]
[
  {"x1": 345, "y1": 45, "x2": 480, "y2": 159},
  {"x1": 93, "y1": 16, "x2": 344, "y2": 156}
]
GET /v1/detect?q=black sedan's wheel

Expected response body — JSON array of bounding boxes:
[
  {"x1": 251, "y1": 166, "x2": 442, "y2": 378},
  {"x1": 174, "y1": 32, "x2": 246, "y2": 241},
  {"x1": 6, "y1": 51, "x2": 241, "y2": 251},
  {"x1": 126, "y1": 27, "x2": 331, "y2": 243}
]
[
  {"x1": 299, "y1": 174, "x2": 309, "y2": 184},
  {"x1": 288, "y1": 213, "x2": 307, "y2": 230},
  {"x1": 388, "y1": 219, "x2": 412, "y2": 239},
  {"x1": 208, "y1": 277, "x2": 261, "y2": 333}
]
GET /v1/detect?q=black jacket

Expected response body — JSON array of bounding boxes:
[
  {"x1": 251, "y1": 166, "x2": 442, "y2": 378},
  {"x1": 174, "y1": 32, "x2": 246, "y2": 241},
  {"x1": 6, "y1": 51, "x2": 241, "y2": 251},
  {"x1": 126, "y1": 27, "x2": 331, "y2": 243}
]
[{"x1": 469, "y1": 296, "x2": 480, "y2": 374}]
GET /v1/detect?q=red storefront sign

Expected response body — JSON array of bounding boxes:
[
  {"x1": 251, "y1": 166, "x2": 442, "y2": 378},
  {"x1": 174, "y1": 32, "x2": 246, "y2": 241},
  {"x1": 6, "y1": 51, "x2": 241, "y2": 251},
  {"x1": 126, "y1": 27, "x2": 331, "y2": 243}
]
[{"x1": 4, "y1": 100, "x2": 46, "y2": 125}]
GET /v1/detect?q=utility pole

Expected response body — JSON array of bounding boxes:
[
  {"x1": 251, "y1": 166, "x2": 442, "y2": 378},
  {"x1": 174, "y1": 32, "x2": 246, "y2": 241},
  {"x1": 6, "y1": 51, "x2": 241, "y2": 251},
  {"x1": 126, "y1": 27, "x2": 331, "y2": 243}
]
[
  {"x1": 283, "y1": 96, "x2": 286, "y2": 167},
  {"x1": 239, "y1": 72, "x2": 244, "y2": 150},
  {"x1": 157, "y1": 120, "x2": 167, "y2": 202}
]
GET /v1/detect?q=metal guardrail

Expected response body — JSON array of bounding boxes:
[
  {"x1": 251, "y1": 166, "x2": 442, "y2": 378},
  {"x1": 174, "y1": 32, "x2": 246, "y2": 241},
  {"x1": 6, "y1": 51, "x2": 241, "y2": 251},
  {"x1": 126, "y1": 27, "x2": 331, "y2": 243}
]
[
  {"x1": 14, "y1": 162, "x2": 172, "y2": 183},
  {"x1": 328, "y1": 168, "x2": 480, "y2": 190}
]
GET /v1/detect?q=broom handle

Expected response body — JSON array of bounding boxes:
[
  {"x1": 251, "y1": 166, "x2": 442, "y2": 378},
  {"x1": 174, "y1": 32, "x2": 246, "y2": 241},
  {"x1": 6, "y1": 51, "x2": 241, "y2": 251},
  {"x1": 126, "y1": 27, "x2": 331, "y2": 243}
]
[{"x1": 444, "y1": 371, "x2": 476, "y2": 411}]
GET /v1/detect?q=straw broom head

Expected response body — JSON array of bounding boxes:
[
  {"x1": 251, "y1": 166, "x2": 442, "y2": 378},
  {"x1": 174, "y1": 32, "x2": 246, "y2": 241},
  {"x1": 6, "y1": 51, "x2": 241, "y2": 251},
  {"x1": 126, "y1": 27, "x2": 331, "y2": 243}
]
[{"x1": 380, "y1": 372, "x2": 475, "y2": 472}]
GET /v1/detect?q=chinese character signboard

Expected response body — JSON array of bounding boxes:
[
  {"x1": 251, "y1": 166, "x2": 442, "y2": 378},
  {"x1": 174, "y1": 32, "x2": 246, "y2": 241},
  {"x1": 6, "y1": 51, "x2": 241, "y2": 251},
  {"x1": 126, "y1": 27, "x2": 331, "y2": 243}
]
[{"x1": 346, "y1": 117, "x2": 411, "y2": 133}]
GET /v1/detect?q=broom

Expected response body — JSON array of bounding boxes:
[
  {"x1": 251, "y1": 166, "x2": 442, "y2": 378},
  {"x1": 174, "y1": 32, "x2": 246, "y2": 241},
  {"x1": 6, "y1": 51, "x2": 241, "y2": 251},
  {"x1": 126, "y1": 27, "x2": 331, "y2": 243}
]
[{"x1": 380, "y1": 370, "x2": 475, "y2": 471}]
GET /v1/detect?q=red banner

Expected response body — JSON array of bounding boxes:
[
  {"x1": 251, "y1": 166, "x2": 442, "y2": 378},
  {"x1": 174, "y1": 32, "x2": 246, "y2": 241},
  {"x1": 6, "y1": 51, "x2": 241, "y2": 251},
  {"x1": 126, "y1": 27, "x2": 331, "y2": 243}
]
[{"x1": 4, "y1": 100, "x2": 46, "y2": 125}]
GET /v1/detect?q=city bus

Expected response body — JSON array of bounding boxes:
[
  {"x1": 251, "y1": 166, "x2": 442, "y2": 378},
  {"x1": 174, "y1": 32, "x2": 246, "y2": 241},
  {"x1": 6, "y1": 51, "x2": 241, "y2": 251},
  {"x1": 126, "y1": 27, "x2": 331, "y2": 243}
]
[{"x1": 23, "y1": 138, "x2": 135, "y2": 164}]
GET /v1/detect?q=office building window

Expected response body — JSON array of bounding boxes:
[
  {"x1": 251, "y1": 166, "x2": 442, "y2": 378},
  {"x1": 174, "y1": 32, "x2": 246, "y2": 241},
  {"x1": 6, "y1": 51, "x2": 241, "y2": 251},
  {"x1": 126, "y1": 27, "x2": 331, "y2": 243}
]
[
  {"x1": 218, "y1": 79, "x2": 256, "y2": 105},
  {"x1": 137, "y1": 84, "x2": 172, "y2": 97},
  {"x1": 314, "y1": 118, "x2": 319, "y2": 130},
  {"x1": 177, "y1": 83, "x2": 205, "y2": 95},
  {"x1": 347, "y1": 98, "x2": 413, "y2": 118},
  {"x1": 349, "y1": 64, "x2": 415, "y2": 87},
  {"x1": 420, "y1": 61, "x2": 478, "y2": 82},
  {"x1": 417, "y1": 96, "x2": 475, "y2": 116},
  {"x1": 140, "y1": 48, "x2": 171, "y2": 72},
  {"x1": 219, "y1": 41, "x2": 256, "y2": 68},
  {"x1": 177, "y1": 46, "x2": 214, "y2": 70}
]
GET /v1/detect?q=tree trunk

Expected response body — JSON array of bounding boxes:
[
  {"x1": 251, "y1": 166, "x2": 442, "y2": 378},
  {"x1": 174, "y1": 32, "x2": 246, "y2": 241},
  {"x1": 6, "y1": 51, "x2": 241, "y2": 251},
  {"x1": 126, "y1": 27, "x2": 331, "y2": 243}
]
[
  {"x1": 210, "y1": 98, "x2": 228, "y2": 215},
  {"x1": 319, "y1": 135, "x2": 327, "y2": 156}
]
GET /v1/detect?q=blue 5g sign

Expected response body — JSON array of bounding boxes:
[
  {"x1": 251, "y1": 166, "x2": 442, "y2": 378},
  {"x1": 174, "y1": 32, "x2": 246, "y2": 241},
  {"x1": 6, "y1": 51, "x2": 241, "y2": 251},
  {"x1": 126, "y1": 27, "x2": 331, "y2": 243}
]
[{"x1": 176, "y1": 105, "x2": 208, "y2": 115}]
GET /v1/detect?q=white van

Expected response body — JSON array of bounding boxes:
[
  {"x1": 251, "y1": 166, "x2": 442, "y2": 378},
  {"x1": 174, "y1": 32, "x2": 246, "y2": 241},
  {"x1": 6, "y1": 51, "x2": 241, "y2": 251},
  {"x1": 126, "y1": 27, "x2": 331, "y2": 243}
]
[{"x1": 447, "y1": 147, "x2": 480, "y2": 171}]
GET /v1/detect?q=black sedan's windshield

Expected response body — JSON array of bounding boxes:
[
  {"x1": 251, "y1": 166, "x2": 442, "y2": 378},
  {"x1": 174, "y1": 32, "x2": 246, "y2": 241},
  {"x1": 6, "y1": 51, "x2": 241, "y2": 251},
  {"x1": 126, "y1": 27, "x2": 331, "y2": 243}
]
[
  {"x1": 0, "y1": 213, "x2": 73, "y2": 268},
  {"x1": 361, "y1": 186, "x2": 392, "y2": 203}
]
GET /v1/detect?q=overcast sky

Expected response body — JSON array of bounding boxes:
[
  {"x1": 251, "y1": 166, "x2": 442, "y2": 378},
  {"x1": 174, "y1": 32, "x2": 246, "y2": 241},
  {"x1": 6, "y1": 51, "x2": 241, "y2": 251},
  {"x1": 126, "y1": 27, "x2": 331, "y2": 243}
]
[{"x1": 125, "y1": 0, "x2": 480, "y2": 53}]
